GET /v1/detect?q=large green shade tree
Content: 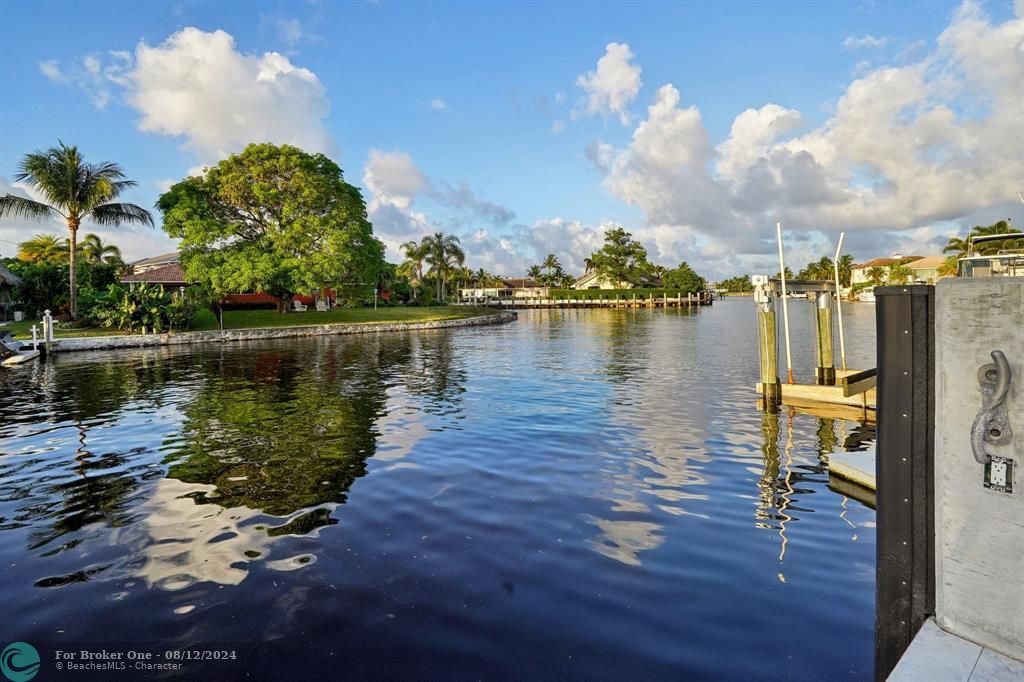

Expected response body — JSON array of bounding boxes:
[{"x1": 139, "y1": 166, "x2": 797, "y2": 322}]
[
  {"x1": 158, "y1": 143, "x2": 385, "y2": 312},
  {"x1": 588, "y1": 226, "x2": 654, "y2": 287},
  {"x1": 0, "y1": 142, "x2": 153, "y2": 318}
]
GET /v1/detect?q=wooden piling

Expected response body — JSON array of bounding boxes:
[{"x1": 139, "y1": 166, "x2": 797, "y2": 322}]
[
  {"x1": 754, "y1": 284, "x2": 781, "y2": 410},
  {"x1": 813, "y1": 291, "x2": 836, "y2": 385}
]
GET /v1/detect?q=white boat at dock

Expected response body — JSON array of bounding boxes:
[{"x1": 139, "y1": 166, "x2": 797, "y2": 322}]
[{"x1": 956, "y1": 233, "x2": 1024, "y2": 277}]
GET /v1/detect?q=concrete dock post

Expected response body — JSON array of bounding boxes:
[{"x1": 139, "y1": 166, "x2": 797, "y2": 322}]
[
  {"x1": 813, "y1": 291, "x2": 836, "y2": 385},
  {"x1": 753, "y1": 277, "x2": 780, "y2": 410},
  {"x1": 42, "y1": 309, "x2": 54, "y2": 355}
]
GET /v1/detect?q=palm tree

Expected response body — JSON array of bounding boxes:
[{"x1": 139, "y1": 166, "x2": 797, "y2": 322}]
[
  {"x1": 526, "y1": 264, "x2": 542, "y2": 281},
  {"x1": 866, "y1": 266, "x2": 886, "y2": 286},
  {"x1": 583, "y1": 257, "x2": 595, "y2": 274},
  {"x1": 399, "y1": 239, "x2": 430, "y2": 299},
  {"x1": 943, "y1": 235, "x2": 971, "y2": 258},
  {"x1": 422, "y1": 232, "x2": 465, "y2": 301},
  {"x1": 18, "y1": 233, "x2": 66, "y2": 263},
  {"x1": 80, "y1": 233, "x2": 123, "y2": 265},
  {"x1": 971, "y1": 220, "x2": 1022, "y2": 254},
  {"x1": 886, "y1": 263, "x2": 913, "y2": 284},
  {"x1": 0, "y1": 142, "x2": 152, "y2": 318},
  {"x1": 945, "y1": 220, "x2": 1023, "y2": 257},
  {"x1": 938, "y1": 254, "x2": 959, "y2": 278},
  {"x1": 836, "y1": 254, "x2": 854, "y2": 287},
  {"x1": 542, "y1": 253, "x2": 562, "y2": 279}
]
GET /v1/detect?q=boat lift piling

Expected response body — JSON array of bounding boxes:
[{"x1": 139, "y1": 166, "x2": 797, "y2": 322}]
[
  {"x1": 813, "y1": 289, "x2": 836, "y2": 385},
  {"x1": 753, "y1": 275, "x2": 781, "y2": 411},
  {"x1": 753, "y1": 276, "x2": 873, "y2": 415}
]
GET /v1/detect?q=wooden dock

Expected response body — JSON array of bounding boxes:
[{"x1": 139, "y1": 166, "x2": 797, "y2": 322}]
[{"x1": 462, "y1": 292, "x2": 714, "y2": 309}]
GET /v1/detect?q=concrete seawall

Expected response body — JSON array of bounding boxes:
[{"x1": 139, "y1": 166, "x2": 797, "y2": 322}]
[{"x1": 50, "y1": 311, "x2": 517, "y2": 353}]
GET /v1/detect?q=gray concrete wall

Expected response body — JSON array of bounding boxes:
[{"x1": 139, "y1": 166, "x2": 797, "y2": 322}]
[
  {"x1": 935, "y1": 278, "x2": 1023, "y2": 661},
  {"x1": 50, "y1": 311, "x2": 516, "y2": 353}
]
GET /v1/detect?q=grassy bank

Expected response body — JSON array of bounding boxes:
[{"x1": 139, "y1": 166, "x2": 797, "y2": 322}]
[{"x1": 1, "y1": 306, "x2": 498, "y2": 340}]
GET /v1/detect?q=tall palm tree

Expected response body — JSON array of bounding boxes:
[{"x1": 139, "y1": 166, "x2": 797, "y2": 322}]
[
  {"x1": 0, "y1": 142, "x2": 153, "y2": 318},
  {"x1": 542, "y1": 253, "x2": 561, "y2": 279},
  {"x1": 526, "y1": 264, "x2": 542, "y2": 281},
  {"x1": 836, "y1": 254, "x2": 854, "y2": 287},
  {"x1": 80, "y1": 233, "x2": 123, "y2": 265},
  {"x1": 422, "y1": 232, "x2": 465, "y2": 301},
  {"x1": 18, "y1": 233, "x2": 66, "y2": 263},
  {"x1": 399, "y1": 238, "x2": 430, "y2": 299},
  {"x1": 943, "y1": 235, "x2": 971, "y2": 258},
  {"x1": 945, "y1": 220, "x2": 1023, "y2": 257}
]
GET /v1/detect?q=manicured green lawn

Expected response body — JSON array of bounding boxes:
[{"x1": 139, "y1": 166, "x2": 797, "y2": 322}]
[
  {"x1": 1, "y1": 306, "x2": 498, "y2": 340},
  {"x1": 1, "y1": 319, "x2": 125, "y2": 339}
]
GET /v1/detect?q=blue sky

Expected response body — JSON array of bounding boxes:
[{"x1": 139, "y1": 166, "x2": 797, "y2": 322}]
[{"x1": 2, "y1": 0, "x2": 1022, "y2": 278}]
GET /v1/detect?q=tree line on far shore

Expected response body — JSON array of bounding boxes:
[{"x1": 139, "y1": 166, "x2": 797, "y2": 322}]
[{"x1": 5, "y1": 140, "x2": 1015, "y2": 329}]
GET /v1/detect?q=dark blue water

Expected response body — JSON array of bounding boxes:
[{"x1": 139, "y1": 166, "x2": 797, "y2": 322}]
[{"x1": 0, "y1": 301, "x2": 877, "y2": 680}]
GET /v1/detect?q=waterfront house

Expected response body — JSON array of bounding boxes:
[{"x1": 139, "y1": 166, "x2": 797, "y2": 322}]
[
  {"x1": 122, "y1": 262, "x2": 187, "y2": 290},
  {"x1": 122, "y1": 252, "x2": 331, "y2": 307},
  {"x1": 904, "y1": 255, "x2": 947, "y2": 284},
  {"x1": 0, "y1": 263, "x2": 23, "y2": 322},
  {"x1": 459, "y1": 277, "x2": 546, "y2": 302},
  {"x1": 131, "y1": 251, "x2": 181, "y2": 274},
  {"x1": 850, "y1": 256, "x2": 923, "y2": 285},
  {"x1": 572, "y1": 271, "x2": 629, "y2": 290}
]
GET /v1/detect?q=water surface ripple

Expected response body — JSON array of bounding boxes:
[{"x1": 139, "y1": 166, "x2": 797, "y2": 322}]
[{"x1": 0, "y1": 301, "x2": 878, "y2": 680}]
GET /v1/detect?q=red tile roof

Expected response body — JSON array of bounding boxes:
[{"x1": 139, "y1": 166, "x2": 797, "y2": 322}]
[
  {"x1": 121, "y1": 263, "x2": 187, "y2": 284},
  {"x1": 852, "y1": 256, "x2": 922, "y2": 269},
  {"x1": 502, "y1": 278, "x2": 543, "y2": 288}
]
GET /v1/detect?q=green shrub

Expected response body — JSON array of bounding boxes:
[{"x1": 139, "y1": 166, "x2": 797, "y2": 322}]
[{"x1": 90, "y1": 283, "x2": 201, "y2": 333}]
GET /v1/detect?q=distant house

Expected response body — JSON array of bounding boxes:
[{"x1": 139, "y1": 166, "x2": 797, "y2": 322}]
[
  {"x1": 572, "y1": 271, "x2": 628, "y2": 290},
  {"x1": 905, "y1": 255, "x2": 947, "y2": 284},
  {"x1": 0, "y1": 263, "x2": 23, "y2": 322},
  {"x1": 459, "y1": 277, "x2": 546, "y2": 302},
  {"x1": 121, "y1": 262, "x2": 187, "y2": 289},
  {"x1": 502, "y1": 278, "x2": 547, "y2": 298},
  {"x1": 850, "y1": 256, "x2": 923, "y2": 285},
  {"x1": 130, "y1": 251, "x2": 181, "y2": 274},
  {"x1": 571, "y1": 271, "x2": 663, "y2": 290},
  {"x1": 121, "y1": 253, "x2": 328, "y2": 307}
]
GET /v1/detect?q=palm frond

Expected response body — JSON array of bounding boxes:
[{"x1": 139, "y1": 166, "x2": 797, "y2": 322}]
[
  {"x1": 0, "y1": 194, "x2": 61, "y2": 220},
  {"x1": 89, "y1": 202, "x2": 154, "y2": 227}
]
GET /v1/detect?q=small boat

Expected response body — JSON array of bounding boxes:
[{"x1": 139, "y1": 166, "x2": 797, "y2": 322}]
[{"x1": 856, "y1": 289, "x2": 876, "y2": 303}]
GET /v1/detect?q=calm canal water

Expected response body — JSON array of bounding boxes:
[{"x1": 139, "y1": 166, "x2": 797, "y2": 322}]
[{"x1": 0, "y1": 300, "x2": 878, "y2": 680}]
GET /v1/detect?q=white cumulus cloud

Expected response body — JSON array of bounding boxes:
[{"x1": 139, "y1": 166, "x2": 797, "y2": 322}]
[
  {"x1": 129, "y1": 28, "x2": 333, "y2": 164},
  {"x1": 587, "y1": 0, "x2": 1024, "y2": 272},
  {"x1": 575, "y1": 42, "x2": 643, "y2": 124},
  {"x1": 40, "y1": 28, "x2": 335, "y2": 166}
]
